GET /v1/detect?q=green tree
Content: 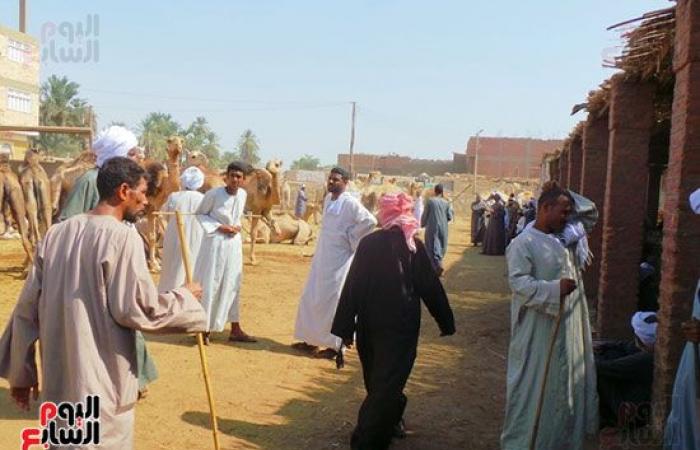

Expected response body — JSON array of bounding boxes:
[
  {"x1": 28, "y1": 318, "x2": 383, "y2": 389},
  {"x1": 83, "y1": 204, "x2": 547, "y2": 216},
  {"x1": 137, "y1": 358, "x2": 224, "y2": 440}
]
[
  {"x1": 183, "y1": 117, "x2": 222, "y2": 166},
  {"x1": 218, "y1": 150, "x2": 239, "y2": 168},
  {"x1": 235, "y1": 129, "x2": 261, "y2": 166},
  {"x1": 33, "y1": 75, "x2": 92, "y2": 157},
  {"x1": 138, "y1": 112, "x2": 181, "y2": 160},
  {"x1": 291, "y1": 154, "x2": 321, "y2": 170}
]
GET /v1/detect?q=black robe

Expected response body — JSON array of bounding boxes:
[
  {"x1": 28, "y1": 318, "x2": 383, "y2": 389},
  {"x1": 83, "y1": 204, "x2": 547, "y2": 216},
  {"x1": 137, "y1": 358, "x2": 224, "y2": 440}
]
[
  {"x1": 331, "y1": 228, "x2": 455, "y2": 450},
  {"x1": 595, "y1": 340, "x2": 654, "y2": 428},
  {"x1": 482, "y1": 203, "x2": 506, "y2": 255}
]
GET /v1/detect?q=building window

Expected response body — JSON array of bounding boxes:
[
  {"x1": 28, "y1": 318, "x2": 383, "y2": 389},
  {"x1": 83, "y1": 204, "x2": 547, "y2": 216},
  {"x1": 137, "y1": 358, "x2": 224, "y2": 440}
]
[
  {"x1": 7, "y1": 89, "x2": 32, "y2": 113},
  {"x1": 7, "y1": 39, "x2": 30, "y2": 63}
]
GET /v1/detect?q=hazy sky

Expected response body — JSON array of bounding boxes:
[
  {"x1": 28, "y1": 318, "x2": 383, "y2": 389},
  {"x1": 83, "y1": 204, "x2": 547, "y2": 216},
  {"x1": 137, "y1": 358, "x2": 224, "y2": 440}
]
[{"x1": 2, "y1": 0, "x2": 669, "y2": 165}]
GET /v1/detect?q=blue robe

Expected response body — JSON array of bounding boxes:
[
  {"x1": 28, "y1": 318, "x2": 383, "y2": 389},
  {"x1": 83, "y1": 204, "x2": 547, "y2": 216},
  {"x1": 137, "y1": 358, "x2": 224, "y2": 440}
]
[
  {"x1": 295, "y1": 189, "x2": 307, "y2": 218},
  {"x1": 420, "y1": 196, "x2": 453, "y2": 270},
  {"x1": 664, "y1": 280, "x2": 700, "y2": 449},
  {"x1": 501, "y1": 225, "x2": 598, "y2": 449}
]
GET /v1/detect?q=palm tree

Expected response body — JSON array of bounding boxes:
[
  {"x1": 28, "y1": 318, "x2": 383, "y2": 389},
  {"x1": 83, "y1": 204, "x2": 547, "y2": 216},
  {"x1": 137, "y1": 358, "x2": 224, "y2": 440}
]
[
  {"x1": 34, "y1": 75, "x2": 92, "y2": 156},
  {"x1": 138, "y1": 112, "x2": 181, "y2": 160},
  {"x1": 236, "y1": 129, "x2": 261, "y2": 166},
  {"x1": 184, "y1": 116, "x2": 222, "y2": 166}
]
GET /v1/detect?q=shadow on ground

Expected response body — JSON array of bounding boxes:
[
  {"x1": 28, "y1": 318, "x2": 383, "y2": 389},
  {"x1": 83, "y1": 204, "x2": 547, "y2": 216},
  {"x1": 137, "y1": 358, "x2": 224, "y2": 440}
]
[
  {"x1": 182, "y1": 226, "x2": 513, "y2": 450},
  {"x1": 0, "y1": 387, "x2": 37, "y2": 420}
]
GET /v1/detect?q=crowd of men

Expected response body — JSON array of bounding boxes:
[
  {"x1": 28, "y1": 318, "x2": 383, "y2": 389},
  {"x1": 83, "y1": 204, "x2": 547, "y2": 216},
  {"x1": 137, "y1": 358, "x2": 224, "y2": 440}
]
[
  {"x1": 0, "y1": 124, "x2": 698, "y2": 450},
  {"x1": 470, "y1": 192, "x2": 537, "y2": 256}
]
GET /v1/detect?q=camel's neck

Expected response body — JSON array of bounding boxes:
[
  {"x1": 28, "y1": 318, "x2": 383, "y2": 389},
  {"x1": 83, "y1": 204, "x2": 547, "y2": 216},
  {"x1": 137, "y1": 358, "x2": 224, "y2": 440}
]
[
  {"x1": 269, "y1": 171, "x2": 281, "y2": 205},
  {"x1": 166, "y1": 158, "x2": 181, "y2": 189}
]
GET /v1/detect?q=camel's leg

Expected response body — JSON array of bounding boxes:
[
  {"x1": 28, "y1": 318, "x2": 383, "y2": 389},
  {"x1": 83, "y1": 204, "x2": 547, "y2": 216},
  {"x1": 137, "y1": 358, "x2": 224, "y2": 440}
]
[
  {"x1": 2, "y1": 194, "x2": 17, "y2": 236},
  {"x1": 22, "y1": 178, "x2": 40, "y2": 246},
  {"x1": 249, "y1": 216, "x2": 258, "y2": 265},
  {"x1": 38, "y1": 179, "x2": 53, "y2": 237},
  {"x1": 0, "y1": 180, "x2": 6, "y2": 236},
  {"x1": 49, "y1": 171, "x2": 63, "y2": 218},
  {"x1": 7, "y1": 180, "x2": 34, "y2": 264},
  {"x1": 147, "y1": 213, "x2": 161, "y2": 273}
]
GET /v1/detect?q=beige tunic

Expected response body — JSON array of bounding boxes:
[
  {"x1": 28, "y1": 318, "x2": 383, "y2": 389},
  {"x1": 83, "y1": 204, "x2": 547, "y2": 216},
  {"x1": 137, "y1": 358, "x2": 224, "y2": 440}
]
[{"x1": 0, "y1": 214, "x2": 207, "y2": 449}]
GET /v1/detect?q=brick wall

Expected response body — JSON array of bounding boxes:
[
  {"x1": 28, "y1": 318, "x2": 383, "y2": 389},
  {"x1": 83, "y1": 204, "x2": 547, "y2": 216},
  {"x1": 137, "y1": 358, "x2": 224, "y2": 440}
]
[
  {"x1": 559, "y1": 147, "x2": 569, "y2": 188},
  {"x1": 581, "y1": 113, "x2": 610, "y2": 307},
  {"x1": 568, "y1": 135, "x2": 583, "y2": 193},
  {"x1": 597, "y1": 75, "x2": 655, "y2": 339},
  {"x1": 465, "y1": 137, "x2": 564, "y2": 178},
  {"x1": 652, "y1": 0, "x2": 700, "y2": 432}
]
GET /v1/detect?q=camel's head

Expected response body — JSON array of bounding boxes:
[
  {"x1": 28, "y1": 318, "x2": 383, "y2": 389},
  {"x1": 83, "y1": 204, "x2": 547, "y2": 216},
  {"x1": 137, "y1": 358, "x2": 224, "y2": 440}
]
[
  {"x1": 24, "y1": 147, "x2": 42, "y2": 165},
  {"x1": 367, "y1": 171, "x2": 381, "y2": 183},
  {"x1": 144, "y1": 161, "x2": 167, "y2": 199},
  {"x1": 166, "y1": 136, "x2": 184, "y2": 159},
  {"x1": 265, "y1": 159, "x2": 283, "y2": 174},
  {"x1": 186, "y1": 150, "x2": 209, "y2": 168}
]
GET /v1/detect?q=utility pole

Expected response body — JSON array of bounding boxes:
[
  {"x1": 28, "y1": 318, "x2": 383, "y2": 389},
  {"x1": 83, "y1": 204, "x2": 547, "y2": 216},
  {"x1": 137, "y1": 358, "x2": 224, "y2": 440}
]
[
  {"x1": 349, "y1": 101, "x2": 356, "y2": 177},
  {"x1": 473, "y1": 129, "x2": 484, "y2": 194},
  {"x1": 19, "y1": 0, "x2": 27, "y2": 33}
]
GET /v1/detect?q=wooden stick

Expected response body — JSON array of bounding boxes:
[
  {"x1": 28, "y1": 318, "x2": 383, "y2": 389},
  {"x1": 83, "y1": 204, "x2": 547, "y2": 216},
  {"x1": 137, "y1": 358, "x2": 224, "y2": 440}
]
[
  {"x1": 529, "y1": 298, "x2": 566, "y2": 450},
  {"x1": 174, "y1": 210, "x2": 220, "y2": 450},
  {"x1": 154, "y1": 211, "x2": 263, "y2": 219}
]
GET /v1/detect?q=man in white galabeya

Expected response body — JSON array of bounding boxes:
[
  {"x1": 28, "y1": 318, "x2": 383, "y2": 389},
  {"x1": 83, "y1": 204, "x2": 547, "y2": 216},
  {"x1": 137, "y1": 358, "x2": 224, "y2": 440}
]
[{"x1": 292, "y1": 167, "x2": 377, "y2": 359}]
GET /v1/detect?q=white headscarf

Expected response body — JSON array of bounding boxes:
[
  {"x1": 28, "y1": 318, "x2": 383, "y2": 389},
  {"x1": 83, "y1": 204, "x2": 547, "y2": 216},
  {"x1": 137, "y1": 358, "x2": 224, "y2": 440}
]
[
  {"x1": 690, "y1": 188, "x2": 700, "y2": 214},
  {"x1": 93, "y1": 126, "x2": 138, "y2": 168},
  {"x1": 631, "y1": 312, "x2": 658, "y2": 348},
  {"x1": 180, "y1": 166, "x2": 205, "y2": 191}
]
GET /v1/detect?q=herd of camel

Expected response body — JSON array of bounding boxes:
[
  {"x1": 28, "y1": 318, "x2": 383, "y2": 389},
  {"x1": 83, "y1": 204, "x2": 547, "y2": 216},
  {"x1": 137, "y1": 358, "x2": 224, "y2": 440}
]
[
  {"x1": 0, "y1": 136, "x2": 320, "y2": 270},
  {"x1": 0, "y1": 135, "x2": 426, "y2": 272}
]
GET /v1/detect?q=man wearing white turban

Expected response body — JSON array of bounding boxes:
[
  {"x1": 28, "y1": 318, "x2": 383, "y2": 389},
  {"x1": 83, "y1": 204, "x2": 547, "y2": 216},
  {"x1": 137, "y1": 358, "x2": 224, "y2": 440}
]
[
  {"x1": 158, "y1": 167, "x2": 205, "y2": 292},
  {"x1": 59, "y1": 126, "x2": 140, "y2": 221},
  {"x1": 594, "y1": 312, "x2": 656, "y2": 429}
]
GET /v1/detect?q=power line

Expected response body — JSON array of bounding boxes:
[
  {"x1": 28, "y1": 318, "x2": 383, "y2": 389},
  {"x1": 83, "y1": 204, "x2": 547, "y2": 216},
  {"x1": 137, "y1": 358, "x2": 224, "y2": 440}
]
[
  {"x1": 93, "y1": 103, "x2": 349, "y2": 113},
  {"x1": 81, "y1": 87, "x2": 350, "y2": 107}
]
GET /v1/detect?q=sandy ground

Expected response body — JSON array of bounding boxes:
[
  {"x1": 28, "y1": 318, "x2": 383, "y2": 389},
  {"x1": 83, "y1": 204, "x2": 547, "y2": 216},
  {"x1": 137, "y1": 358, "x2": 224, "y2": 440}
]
[{"x1": 0, "y1": 219, "x2": 514, "y2": 449}]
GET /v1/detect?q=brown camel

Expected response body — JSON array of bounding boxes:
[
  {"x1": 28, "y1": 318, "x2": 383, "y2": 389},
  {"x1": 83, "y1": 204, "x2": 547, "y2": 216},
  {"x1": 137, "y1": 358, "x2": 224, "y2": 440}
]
[
  {"x1": 19, "y1": 148, "x2": 53, "y2": 246},
  {"x1": 243, "y1": 159, "x2": 282, "y2": 265},
  {"x1": 252, "y1": 212, "x2": 314, "y2": 245},
  {"x1": 143, "y1": 136, "x2": 183, "y2": 272},
  {"x1": 49, "y1": 150, "x2": 96, "y2": 219},
  {"x1": 185, "y1": 150, "x2": 225, "y2": 192},
  {"x1": 0, "y1": 149, "x2": 33, "y2": 262}
]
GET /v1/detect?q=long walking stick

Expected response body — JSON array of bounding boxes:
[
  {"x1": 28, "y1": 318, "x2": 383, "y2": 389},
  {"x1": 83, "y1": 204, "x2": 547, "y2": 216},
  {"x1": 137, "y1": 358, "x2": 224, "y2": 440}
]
[
  {"x1": 528, "y1": 297, "x2": 566, "y2": 450},
  {"x1": 174, "y1": 210, "x2": 221, "y2": 450}
]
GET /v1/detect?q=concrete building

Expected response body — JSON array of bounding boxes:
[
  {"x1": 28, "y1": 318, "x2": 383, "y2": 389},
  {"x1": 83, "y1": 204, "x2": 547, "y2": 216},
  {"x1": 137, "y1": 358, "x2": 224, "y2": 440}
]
[{"x1": 0, "y1": 23, "x2": 40, "y2": 159}]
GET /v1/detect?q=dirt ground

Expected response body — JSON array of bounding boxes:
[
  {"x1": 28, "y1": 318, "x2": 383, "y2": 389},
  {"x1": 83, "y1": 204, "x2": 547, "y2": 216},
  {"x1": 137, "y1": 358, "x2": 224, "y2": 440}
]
[{"x1": 0, "y1": 218, "x2": 513, "y2": 450}]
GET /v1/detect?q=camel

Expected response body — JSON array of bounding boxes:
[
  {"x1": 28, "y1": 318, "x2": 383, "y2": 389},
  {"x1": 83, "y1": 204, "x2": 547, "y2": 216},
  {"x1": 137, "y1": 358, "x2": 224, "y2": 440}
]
[
  {"x1": 252, "y1": 212, "x2": 314, "y2": 245},
  {"x1": 50, "y1": 150, "x2": 96, "y2": 219},
  {"x1": 185, "y1": 151, "x2": 225, "y2": 192},
  {"x1": 143, "y1": 136, "x2": 183, "y2": 272},
  {"x1": 359, "y1": 171, "x2": 403, "y2": 212},
  {"x1": 0, "y1": 202, "x2": 18, "y2": 238},
  {"x1": 243, "y1": 159, "x2": 283, "y2": 264},
  {"x1": 19, "y1": 148, "x2": 53, "y2": 246},
  {"x1": 301, "y1": 201, "x2": 321, "y2": 225},
  {"x1": 0, "y1": 148, "x2": 33, "y2": 262},
  {"x1": 280, "y1": 179, "x2": 292, "y2": 211}
]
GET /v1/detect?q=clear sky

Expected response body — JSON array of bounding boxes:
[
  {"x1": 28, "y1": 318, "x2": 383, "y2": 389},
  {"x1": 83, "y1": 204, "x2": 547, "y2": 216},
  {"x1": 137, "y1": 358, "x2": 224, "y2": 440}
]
[{"x1": 1, "y1": 0, "x2": 669, "y2": 165}]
